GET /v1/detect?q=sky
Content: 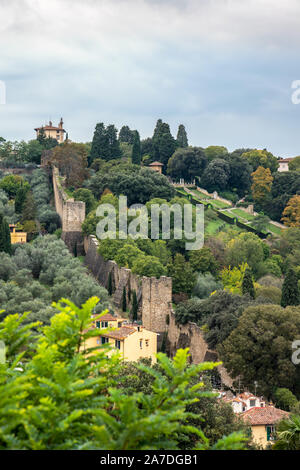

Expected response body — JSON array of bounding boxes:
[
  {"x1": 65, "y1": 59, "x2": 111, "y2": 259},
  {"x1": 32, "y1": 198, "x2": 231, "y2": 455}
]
[{"x1": 1, "y1": 0, "x2": 300, "y2": 157}]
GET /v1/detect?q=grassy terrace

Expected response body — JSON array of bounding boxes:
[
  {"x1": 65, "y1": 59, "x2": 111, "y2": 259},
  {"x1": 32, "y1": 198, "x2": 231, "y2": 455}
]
[
  {"x1": 231, "y1": 208, "x2": 255, "y2": 221},
  {"x1": 189, "y1": 189, "x2": 232, "y2": 209},
  {"x1": 266, "y1": 223, "x2": 283, "y2": 236},
  {"x1": 175, "y1": 187, "x2": 283, "y2": 238}
]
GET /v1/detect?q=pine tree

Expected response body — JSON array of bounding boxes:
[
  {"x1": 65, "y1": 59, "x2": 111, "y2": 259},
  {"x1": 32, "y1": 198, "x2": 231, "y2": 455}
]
[
  {"x1": 242, "y1": 267, "x2": 255, "y2": 299},
  {"x1": 131, "y1": 130, "x2": 141, "y2": 165},
  {"x1": 131, "y1": 290, "x2": 138, "y2": 321},
  {"x1": 0, "y1": 214, "x2": 11, "y2": 255},
  {"x1": 281, "y1": 268, "x2": 300, "y2": 307},
  {"x1": 90, "y1": 123, "x2": 109, "y2": 164},
  {"x1": 176, "y1": 124, "x2": 188, "y2": 148},
  {"x1": 122, "y1": 286, "x2": 127, "y2": 312}
]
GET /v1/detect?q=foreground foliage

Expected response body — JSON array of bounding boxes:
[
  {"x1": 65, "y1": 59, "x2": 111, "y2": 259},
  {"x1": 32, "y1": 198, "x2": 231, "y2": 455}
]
[{"x1": 0, "y1": 297, "x2": 246, "y2": 450}]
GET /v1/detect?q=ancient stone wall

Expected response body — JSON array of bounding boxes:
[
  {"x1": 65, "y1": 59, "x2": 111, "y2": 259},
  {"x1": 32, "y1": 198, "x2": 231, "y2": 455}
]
[
  {"x1": 142, "y1": 276, "x2": 172, "y2": 334},
  {"x1": 84, "y1": 235, "x2": 172, "y2": 337},
  {"x1": 52, "y1": 166, "x2": 85, "y2": 252},
  {"x1": 167, "y1": 311, "x2": 234, "y2": 388}
]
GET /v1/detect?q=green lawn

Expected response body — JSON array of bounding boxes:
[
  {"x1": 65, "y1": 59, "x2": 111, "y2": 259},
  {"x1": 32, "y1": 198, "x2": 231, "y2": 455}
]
[
  {"x1": 190, "y1": 190, "x2": 231, "y2": 209},
  {"x1": 266, "y1": 223, "x2": 283, "y2": 236},
  {"x1": 205, "y1": 219, "x2": 225, "y2": 235},
  {"x1": 231, "y1": 208, "x2": 255, "y2": 221}
]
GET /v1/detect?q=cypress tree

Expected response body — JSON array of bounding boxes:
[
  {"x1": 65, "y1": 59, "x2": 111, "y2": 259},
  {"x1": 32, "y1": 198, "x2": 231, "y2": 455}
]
[
  {"x1": 281, "y1": 268, "x2": 300, "y2": 307},
  {"x1": 131, "y1": 131, "x2": 141, "y2": 165},
  {"x1": 131, "y1": 290, "x2": 138, "y2": 321},
  {"x1": 15, "y1": 185, "x2": 29, "y2": 214},
  {"x1": 176, "y1": 124, "x2": 188, "y2": 148},
  {"x1": 0, "y1": 214, "x2": 11, "y2": 255},
  {"x1": 119, "y1": 125, "x2": 134, "y2": 143},
  {"x1": 37, "y1": 128, "x2": 47, "y2": 146},
  {"x1": 108, "y1": 272, "x2": 113, "y2": 296},
  {"x1": 22, "y1": 192, "x2": 36, "y2": 223},
  {"x1": 152, "y1": 119, "x2": 176, "y2": 169},
  {"x1": 242, "y1": 267, "x2": 255, "y2": 299},
  {"x1": 122, "y1": 286, "x2": 127, "y2": 312},
  {"x1": 105, "y1": 124, "x2": 122, "y2": 161},
  {"x1": 90, "y1": 123, "x2": 109, "y2": 164}
]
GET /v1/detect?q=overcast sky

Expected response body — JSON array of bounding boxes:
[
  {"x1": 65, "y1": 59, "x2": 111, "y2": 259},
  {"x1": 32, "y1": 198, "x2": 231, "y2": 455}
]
[{"x1": 1, "y1": 0, "x2": 300, "y2": 156}]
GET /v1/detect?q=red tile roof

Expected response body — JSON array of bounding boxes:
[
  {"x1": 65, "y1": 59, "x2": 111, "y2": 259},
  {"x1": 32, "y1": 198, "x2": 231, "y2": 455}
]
[
  {"x1": 35, "y1": 125, "x2": 65, "y2": 132},
  {"x1": 278, "y1": 158, "x2": 294, "y2": 162},
  {"x1": 102, "y1": 325, "x2": 137, "y2": 340},
  {"x1": 242, "y1": 406, "x2": 289, "y2": 425},
  {"x1": 149, "y1": 161, "x2": 163, "y2": 166},
  {"x1": 94, "y1": 313, "x2": 120, "y2": 322}
]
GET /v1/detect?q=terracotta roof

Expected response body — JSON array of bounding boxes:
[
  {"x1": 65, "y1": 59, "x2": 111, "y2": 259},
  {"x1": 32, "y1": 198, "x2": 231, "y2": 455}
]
[
  {"x1": 102, "y1": 325, "x2": 137, "y2": 340},
  {"x1": 149, "y1": 161, "x2": 163, "y2": 166},
  {"x1": 278, "y1": 158, "x2": 294, "y2": 162},
  {"x1": 35, "y1": 125, "x2": 65, "y2": 132},
  {"x1": 238, "y1": 392, "x2": 257, "y2": 400},
  {"x1": 94, "y1": 313, "x2": 121, "y2": 322},
  {"x1": 242, "y1": 406, "x2": 289, "y2": 425}
]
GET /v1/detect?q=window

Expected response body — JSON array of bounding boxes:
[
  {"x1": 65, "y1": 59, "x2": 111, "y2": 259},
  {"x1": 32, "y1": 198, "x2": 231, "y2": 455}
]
[
  {"x1": 101, "y1": 337, "x2": 109, "y2": 345},
  {"x1": 250, "y1": 399, "x2": 256, "y2": 407},
  {"x1": 101, "y1": 321, "x2": 108, "y2": 328},
  {"x1": 266, "y1": 426, "x2": 275, "y2": 441},
  {"x1": 140, "y1": 340, "x2": 143, "y2": 349},
  {"x1": 115, "y1": 340, "x2": 121, "y2": 350},
  {"x1": 145, "y1": 340, "x2": 149, "y2": 347},
  {"x1": 96, "y1": 321, "x2": 101, "y2": 328}
]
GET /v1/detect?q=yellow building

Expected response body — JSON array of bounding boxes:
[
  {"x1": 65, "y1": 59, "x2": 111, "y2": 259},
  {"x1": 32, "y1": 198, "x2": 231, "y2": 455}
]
[
  {"x1": 82, "y1": 313, "x2": 158, "y2": 363},
  {"x1": 242, "y1": 405, "x2": 289, "y2": 448},
  {"x1": 9, "y1": 224, "x2": 27, "y2": 244},
  {"x1": 34, "y1": 118, "x2": 66, "y2": 143}
]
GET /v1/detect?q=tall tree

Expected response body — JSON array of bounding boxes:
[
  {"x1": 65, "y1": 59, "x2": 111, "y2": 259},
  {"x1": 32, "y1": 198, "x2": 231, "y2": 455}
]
[
  {"x1": 167, "y1": 147, "x2": 207, "y2": 182},
  {"x1": 50, "y1": 142, "x2": 88, "y2": 188},
  {"x1": 105, "y1": 124, "x2": 122, "y2": 161},
  {"x1": 89, "y1": 123, "x2": 108, "y2": 164},
  {"x1": 176, "y1": 124, "x2": 188, "y2": 148},
  {"x1": 242, "y1": 267, "x2": 255, "y2": 299},
  {"x1": 15, "y1": 185, "x2": 30, "y2": 214},
  {"x1": 241, "y1": 149, "x2": 279, "y2": 173},
  {"x1": 281, "y1": 195, "x2": 300, "y2": 227},
  {"x1": 131, "y1": 290, "x2": 138, "y2": 321},
  {"x1": 119, "y1": 125, "x2": 134, "y2": 143},
  {"x1": 122, "y1": 286, "x2": 127, "y2": 312},
  {"x1": 0, "y1": 214, "x2": 11, "y2": 254},
  {"x1": 152, "y1": 119, "x2": 176, "y2": 170},
  {"x1": 281, "y1": 268, "x2": 300, "y2": 307},
  {"x1": 131, "y1": 130, "x2": 141, "y2": 165},
  {"x1": 251, "y1": 166, "x2": 273, "y2": 206},
  {"x1": 201, "y1": 158, "x2": 230, "y2": 193},
  {"x1": 22, "y1": 191, "x2": 37, "y2": 222}
]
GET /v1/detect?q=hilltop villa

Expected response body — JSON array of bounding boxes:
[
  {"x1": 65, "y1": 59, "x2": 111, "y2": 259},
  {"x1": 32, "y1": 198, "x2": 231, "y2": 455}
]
[{"x1": 34, "y1": 118, "x2": 66, "y2": 143}]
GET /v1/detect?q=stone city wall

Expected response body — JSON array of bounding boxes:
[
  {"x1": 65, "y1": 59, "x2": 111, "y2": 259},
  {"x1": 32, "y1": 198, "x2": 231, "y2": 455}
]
[{"x1": 52, "y1": 166, "x2": 85, "y2": 252}]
